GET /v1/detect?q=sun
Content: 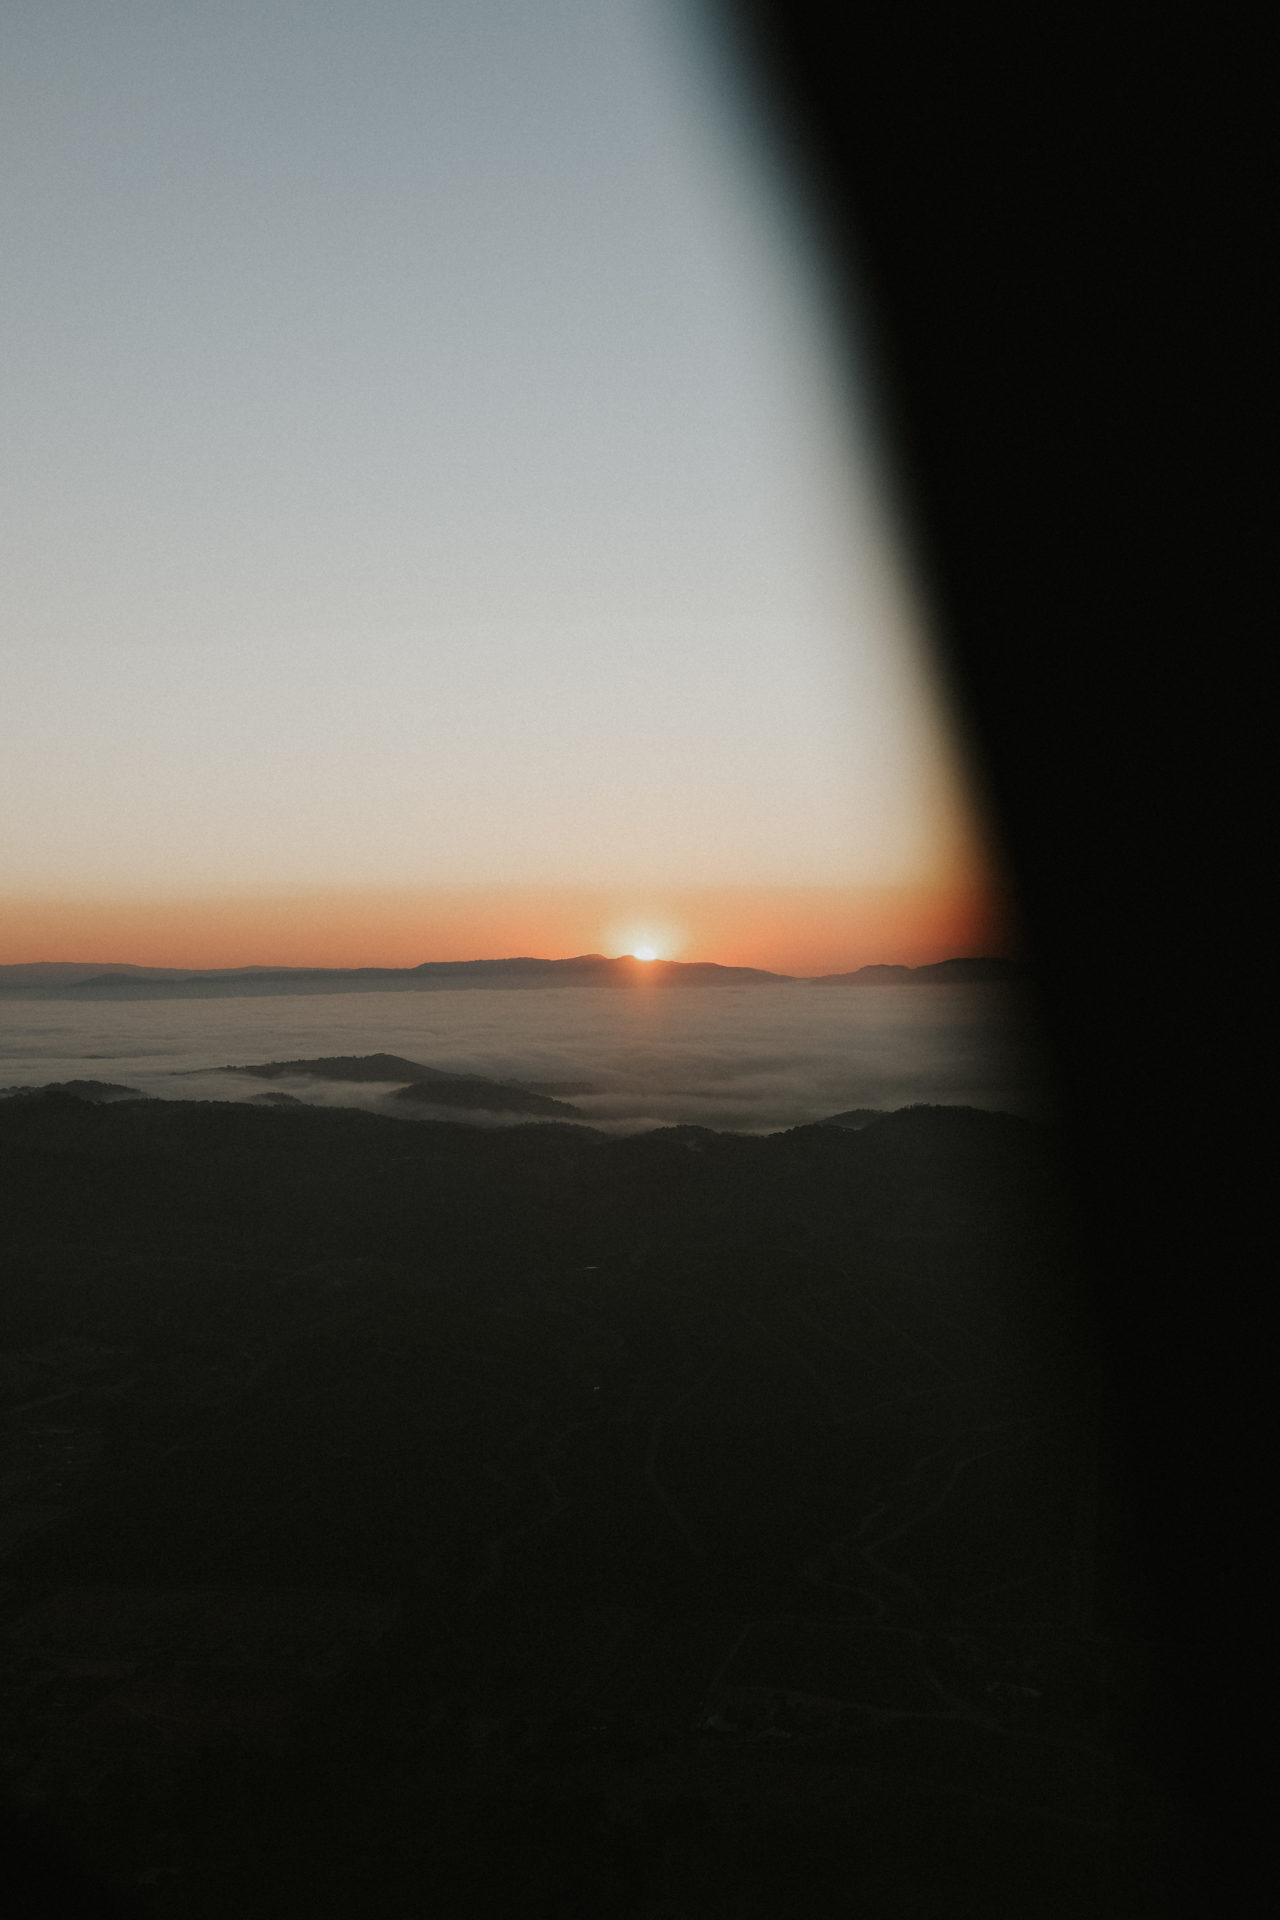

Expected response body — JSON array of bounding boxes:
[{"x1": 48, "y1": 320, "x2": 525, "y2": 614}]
[{"x1": 607, "y1": 922, "x2": 683, "y2": 963}]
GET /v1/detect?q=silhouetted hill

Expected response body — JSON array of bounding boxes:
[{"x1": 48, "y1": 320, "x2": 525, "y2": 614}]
[
  {"x1": 391, "y1": 1080, "x2": 581, "y2": 1117},
  {"x1": 0, "y1": 1079, "x2": 143, "y2": 1104},
  {"x1": 0, "y1": 1093, "x2": 1163, "y2": 1913},
  {"x1": 0, "y1": 962, "x2": 196, "y2": 984},
  {"x1": 406, "y1": 955, "x2": 794, "y2": 988},
  {"x1": 809, "y1": 957, "x2": 1025, "y2": 985},
  {"x1": 221, "y1": 1053, "x2": 442, "y2": 1082},
  {"x1": 0, "y1": 956, "x2": 1031, "y2": 999},
  {"x1": 217, "y1": 1054, "x2": 584, "y2": 1117},
  {"x1": 63, "y1": 968, "x2": 407, "y2": 993},
  {"x1": 3, "y1": 956, "x2": 795, "y2": 998}
]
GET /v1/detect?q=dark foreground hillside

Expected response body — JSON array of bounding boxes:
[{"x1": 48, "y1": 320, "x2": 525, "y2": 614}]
[{"x1": 0, "y1": 1097, "x2": 1173, "y2": 1915}]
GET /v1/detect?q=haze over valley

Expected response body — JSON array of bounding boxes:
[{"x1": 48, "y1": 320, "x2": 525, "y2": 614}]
[{"x1": 0, "y1": 967, "x2": 1047, "y2": 1134}]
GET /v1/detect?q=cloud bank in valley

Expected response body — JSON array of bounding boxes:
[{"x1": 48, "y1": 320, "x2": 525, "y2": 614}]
[{"x1": 0, "y1": 985, "x2": 1051, "y2": 1133}]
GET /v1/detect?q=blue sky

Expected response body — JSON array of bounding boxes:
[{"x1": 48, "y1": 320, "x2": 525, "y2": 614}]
[{"x1": 0, "y1": 1, "x2": 991, "y2": 962}]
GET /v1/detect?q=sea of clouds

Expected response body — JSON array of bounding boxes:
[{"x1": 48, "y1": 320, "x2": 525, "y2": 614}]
[{"x1": 0, "y1": 984, "x2": 1053, "y2": 1133}]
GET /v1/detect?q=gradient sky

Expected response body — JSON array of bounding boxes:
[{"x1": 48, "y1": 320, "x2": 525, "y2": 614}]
[{"x1": 1, "y1": 0, "x2": 1003, "y2": 972}]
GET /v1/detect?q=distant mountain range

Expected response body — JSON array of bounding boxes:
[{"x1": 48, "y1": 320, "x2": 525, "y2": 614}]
[
  {"x1": 807, "y1": 957, "x2": 1024, "y2": 986},
  {"x1": 0, "y1": 955, "x2": 1024, "y2": 996}
]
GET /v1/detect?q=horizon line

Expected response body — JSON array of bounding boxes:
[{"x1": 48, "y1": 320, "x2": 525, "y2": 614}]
[{"x1": 0, "y1": 950, "x2": 1020, "y2": 977}]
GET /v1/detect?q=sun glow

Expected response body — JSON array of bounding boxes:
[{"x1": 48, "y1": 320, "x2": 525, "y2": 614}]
[{"x1": 608, "y1": 920, "x2": 684, "y2": 963}]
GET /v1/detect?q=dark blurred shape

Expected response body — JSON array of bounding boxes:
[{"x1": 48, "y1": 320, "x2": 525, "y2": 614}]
[
  {"x1": 719, "y1": 4, "x2": 1265, "y2": 1909},
  {"x1": 2, "y1": 1801, "x2": 147, "y2": 1917},
  {"x1": 0, "y1": 1094, "x2": 1139, "y2": 1911}
]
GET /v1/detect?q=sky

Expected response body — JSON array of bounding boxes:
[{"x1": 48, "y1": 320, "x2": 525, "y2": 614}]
[{"x1": 0, "y1": 0, "x2": 1007, "y2": 974}]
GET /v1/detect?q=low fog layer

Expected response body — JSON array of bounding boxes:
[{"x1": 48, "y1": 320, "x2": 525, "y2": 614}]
[{"x1": 0, "y1": 984, "x2": 1051, "y2": 1132}]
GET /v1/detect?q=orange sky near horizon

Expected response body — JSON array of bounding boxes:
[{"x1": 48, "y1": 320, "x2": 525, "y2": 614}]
[
  {"x1": 0, "y1": 875, "x2": 1016, "y2": 978},
  {"x1": 1, "y1": 5, "x2": 1018, "y2": 972}
]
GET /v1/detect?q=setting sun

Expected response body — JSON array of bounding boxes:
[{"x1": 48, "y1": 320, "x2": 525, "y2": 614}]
[{"x1": 609, "y1": 919, "x2": 686, "y2": 963}]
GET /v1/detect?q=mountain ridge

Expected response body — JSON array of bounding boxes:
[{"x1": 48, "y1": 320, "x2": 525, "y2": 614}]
[
  {"x1": 216, "y1": 1053, "x2": 582, "y2": 1118},
  {"x1": 808, "y1": 957, "x2": 1025, "y2": 985},
  {"x1": 0, "y1": 954, "x2": 1023, "y2": 995}
]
